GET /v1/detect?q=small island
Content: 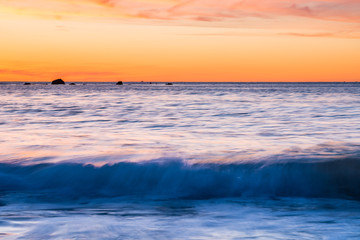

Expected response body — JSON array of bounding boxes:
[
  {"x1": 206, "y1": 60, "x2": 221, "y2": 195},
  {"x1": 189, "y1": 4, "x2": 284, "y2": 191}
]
[{"x1": 51, "y1": 79, "x2": 65, "y2": 85}]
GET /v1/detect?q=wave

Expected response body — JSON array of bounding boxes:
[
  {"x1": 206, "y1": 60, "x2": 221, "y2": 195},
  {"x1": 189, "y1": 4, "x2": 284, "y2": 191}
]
[{"x1": 1, "y1": 157, "x2": 360, "y2": 201}]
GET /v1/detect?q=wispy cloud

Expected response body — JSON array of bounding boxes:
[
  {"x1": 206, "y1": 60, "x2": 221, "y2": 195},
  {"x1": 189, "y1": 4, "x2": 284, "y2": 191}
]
[
  {"x1": 280, "y1": 29, "x2": 360, "y2": 39},
  {"x1": 0, "y1": 68, "x2": 122, "y2": 80},
  {"x1": 281, "y1": 32, "x2": 335, "y2": 37},
  {"x1": 0, "y1": 69, "x2": 40, "y2": 77},
  {"x1": 179, "y1": 30, "x2": 360, "y2": 39},
  {"x1": 0, "y1": 0, "x2": 359, "y2": 39},
  {"x1": 1, "y1": 0, "x2": 359, "y2": 23},
  {"x1": 93, "y1": 0, "x2": 116, "y2": 8},
  {"x1": 61, "y1": 70, "x2": 122, "y2": 77}
]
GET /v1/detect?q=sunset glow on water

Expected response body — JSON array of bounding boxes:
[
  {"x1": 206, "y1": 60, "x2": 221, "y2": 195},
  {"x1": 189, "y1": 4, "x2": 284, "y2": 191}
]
[{"x1": 0, "y1": 83, "x2": 360, "y2": 239}]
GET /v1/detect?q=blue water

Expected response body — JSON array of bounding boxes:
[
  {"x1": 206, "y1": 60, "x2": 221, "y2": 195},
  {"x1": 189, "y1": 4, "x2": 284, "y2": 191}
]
[{"x1": 0, "y1": 82, "x2": 360, "y2": 239}]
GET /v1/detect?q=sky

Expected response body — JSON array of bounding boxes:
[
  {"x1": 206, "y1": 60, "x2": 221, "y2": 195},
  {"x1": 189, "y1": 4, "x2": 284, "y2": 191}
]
[{"x1": 0, "y1": 0, "x2": 359, "y2": 82}]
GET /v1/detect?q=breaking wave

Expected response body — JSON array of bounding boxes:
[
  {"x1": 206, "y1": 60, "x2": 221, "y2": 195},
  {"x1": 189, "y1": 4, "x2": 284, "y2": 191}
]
[{"x1": 1, "y1": 156, "x2": 360, "y2": 201}]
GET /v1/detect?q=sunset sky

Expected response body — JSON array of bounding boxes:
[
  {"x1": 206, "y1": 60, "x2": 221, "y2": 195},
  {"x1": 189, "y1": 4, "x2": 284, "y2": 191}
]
[{"x1": 0, "y1": 0, "x2": 359, "y2": 82}]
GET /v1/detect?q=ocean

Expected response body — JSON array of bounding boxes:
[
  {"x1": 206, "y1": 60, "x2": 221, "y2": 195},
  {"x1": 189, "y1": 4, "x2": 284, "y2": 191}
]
[{"x1": 0, "y1": 82, "x2": 360, "y2": 239}]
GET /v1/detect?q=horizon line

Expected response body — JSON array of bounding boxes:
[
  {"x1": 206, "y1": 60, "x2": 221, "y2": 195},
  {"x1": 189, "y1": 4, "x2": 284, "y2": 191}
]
[{"x1": 1, "y1": 81, "x2": 359, "y2": 83}]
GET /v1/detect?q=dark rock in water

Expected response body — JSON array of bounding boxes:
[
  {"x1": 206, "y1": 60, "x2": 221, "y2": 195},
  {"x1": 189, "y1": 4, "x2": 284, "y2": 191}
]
[
  {"x1": 69, "y1": 83, "x2": 76, "y2": 85},
  {"x1": 24, "y1": 82, "x2": 31, "y2": 85},
  {"x1": 51, "y1": 79, "x2": 65, "y2": 85},
  {"x1": 116, "y1": 81, "x2": 123, "y2": 85},
  {"x1": 165, "y1": 83, "x2": 173, "y2": 85}
]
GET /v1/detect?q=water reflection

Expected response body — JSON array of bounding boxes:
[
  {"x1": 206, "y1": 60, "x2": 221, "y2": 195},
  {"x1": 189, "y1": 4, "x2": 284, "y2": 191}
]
[{"x1": 0, "y1": 83, "x2": 359, "y2": 165}]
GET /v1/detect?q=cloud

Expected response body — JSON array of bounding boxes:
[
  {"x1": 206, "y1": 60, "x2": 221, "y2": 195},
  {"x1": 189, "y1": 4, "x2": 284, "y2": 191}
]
[
  {"x1": 281, "y1": 0, "x2": 360, "y2": 22},
  {"x1": 92, "y1": 0, "x2": 116, "y2": 8},
  {"x1": 1, "y1": 0, "x2": 359, "y2": 24},
  {"x1": 0, "y1": 69, "x2": 40, "y2": 77},
  {"x1": 161, "y1": 0, "x2": 360, "y2": 23},
  {"x1": 281, "y1": 29, "x2": 360, "y2": 39},
  {"x1": 281, "y1": 32, "x2": 335, "y2": 37},
  {"x1": 179, "y1": 30, "x2": 360, "y2": 39},
  {"x1": 61, "y1": 71, "x2": 122, "y2": 77},
  {"x1": 0, "y1": 68, "x2": 122, "y2": 79}
]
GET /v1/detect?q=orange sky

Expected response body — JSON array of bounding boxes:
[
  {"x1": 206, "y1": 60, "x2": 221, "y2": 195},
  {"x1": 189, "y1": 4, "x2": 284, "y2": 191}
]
[{"x1": 0, "y1": 0, "x2": 359, "y2": 82}]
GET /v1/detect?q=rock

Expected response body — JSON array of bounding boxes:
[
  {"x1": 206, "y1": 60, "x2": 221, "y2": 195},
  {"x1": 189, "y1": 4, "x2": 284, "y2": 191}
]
[
  {"x1": 116, "y1": 81, "x2": 123, "y2": 85},
  {"x1": 69, "y1": 83, "x2": 76, "y2": 85},
  {"x1": 24, "y1": 82, "x2": 31, "y2": 85},
  {"x1": 51, "y1": 79, "x2": 65, "y2": 85}
]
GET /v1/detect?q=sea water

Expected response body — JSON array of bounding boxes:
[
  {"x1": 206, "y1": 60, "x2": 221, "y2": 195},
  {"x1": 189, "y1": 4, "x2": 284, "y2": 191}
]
[{"x1": 0, "y1": 82, "x2": 360, "y2": 239}]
